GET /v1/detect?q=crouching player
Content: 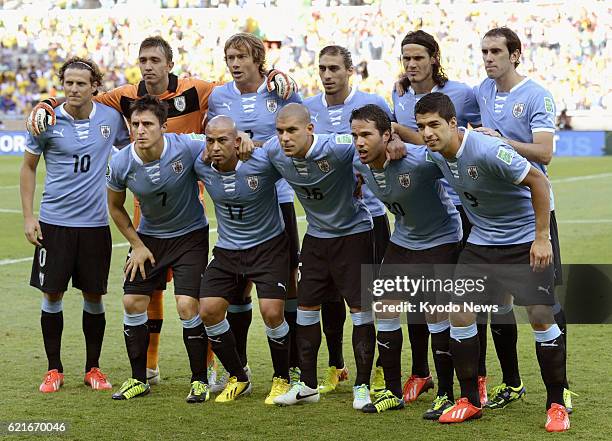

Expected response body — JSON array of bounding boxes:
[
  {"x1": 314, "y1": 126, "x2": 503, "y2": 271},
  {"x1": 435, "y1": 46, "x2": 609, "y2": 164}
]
[
  {"x1": 195, "y1": 115, "x2": 290, "y2": 404},
  {"x1": 351, "y1": 104, "x2": 462, "y2": 417},
  {"x1": 107, "y1": 95, "x2": 210, "y2": 402},
  {"x1": 416, "y1": 93, "x2": 569, "y2": 432}
]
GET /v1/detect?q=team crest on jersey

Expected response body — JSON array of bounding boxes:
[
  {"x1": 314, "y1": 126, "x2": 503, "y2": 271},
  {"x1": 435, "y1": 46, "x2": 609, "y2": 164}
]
[
  {"x1": 316, "y1": 159, "x2": 331, "y2": 173},
  {"x1": 100, "y1": 125, "x2": 111, "y2": 139},
  {"x1": 512, "y1": 103, "x2": 525, "y2": 118},
  {"x1": 171, "y1": 159, "x2": 184, "y2": 174},
  {"x1": 467, "y1": 166, "x2": 479, "y2": 180},
  {"x1": 174, "y1": 96, "x2": 186, "y2": 112},
  {"x1": 266, "y1": 99, "x2": 278, "y2": 113},
  {"x1": 398, "y1": 173, "x2": 411, "y2": 188},
  {"x1": 246, "y1": 176, "x2": 259, "y2": 190}
]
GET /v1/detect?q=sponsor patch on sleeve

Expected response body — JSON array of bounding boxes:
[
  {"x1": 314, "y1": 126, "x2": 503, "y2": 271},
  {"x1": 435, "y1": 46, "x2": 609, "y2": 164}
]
[
  {"x1": 544, "y1": 97, "x2": 554, "y2": 114},
  {"x1": 496, "y1": 146, "x2": 515, "y2": 165},
  {"x1": 188, "y1": 133, "x2": 206, "y2": 141},
  {"x1": 335, "y1": 134, "x2": 353, "y2": 144}
]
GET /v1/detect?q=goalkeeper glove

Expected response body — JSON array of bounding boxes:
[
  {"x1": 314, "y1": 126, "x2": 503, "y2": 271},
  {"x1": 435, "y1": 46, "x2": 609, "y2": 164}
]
[
  {"x1": 26, "y1": 98, "x2": 59, "y2": 136},
  {"x1": 266, "y1": 69, "x2": 299, "y2": 100}
]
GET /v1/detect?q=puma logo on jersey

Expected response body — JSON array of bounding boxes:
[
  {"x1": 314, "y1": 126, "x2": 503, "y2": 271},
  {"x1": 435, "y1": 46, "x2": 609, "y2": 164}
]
[
  {"x1": 53, "y1": 128, "x2": 65, "y2": 137},
  {"x1": 221, "y1": 102, "x2": 231, "y2": 111}
]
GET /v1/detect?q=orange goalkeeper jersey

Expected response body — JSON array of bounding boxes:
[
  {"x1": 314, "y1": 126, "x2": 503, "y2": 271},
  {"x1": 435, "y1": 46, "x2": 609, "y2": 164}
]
[{"x1": 94, "y1": 73, "x2": 217, "y2": 135}]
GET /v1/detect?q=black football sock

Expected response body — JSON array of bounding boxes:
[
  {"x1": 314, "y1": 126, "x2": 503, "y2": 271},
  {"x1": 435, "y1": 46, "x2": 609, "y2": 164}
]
[
  {"x1": 284, "y1": 298, "x2": 299, "y2": 368},
  {"x1": 351, "y1": 312, "x2": 375, "y2": 387},
  {"x1": 477, "y1": 312, "x2": 488, "y2": 377},
  {"x1": 429, "y1": 321, "x2": 454, "y2": 401},
  {"x1": 449, "y1": 324, "x2": 480, "y2": 407},
  {"x1": 407, "y1": 322, "x2": 430, "y2": 377},
  {"x1": 123, "y1": 312, "x2": 149, "y2": 384},
  {"x1": 266, "y1": 321, "x2": 290, "y2": 381},
  {"x1": 296, "y1": 309, "x2": 322, "y2": 389},
  {"x1": 182, "y1": 316, "x2": 207, "y2": 383},
  {"x1": 226, "y1": 302, "x2": 252, "y2": 368},
  {"x1": 206, "y1": 320, "x2": 247, "y2": 382},
  {"x1": 41, "y1": 308, "x2": 64, "y2": 373},
  {"x1": 82, "y1": 306, "x2": 106, "y2": 372},
  {"x1": 553, "y1": 303, "x2": 569, "y2": 389},
  {"x1": 322, "y1": 300, "x2": 346, "y2": 368},
  {"x1": 534, "y1": 325, "x2": 566, "y2": 409},
  {"x1": 491, "y1": 307, "x2": 521, "y2": 388},
  {"x1": 376, "y1": 318, "x2": 403, "y2": 398}
]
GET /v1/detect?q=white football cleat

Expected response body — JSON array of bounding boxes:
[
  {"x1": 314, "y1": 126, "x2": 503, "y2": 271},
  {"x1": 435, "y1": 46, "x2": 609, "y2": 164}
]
[
  {"x1": 353, "y1": 384, "x2": 372, "y2": 410},
  {"x1": 273, "y1": 381, "x2": 320, "y2": 406},
  {"x1": 146, "y1": 366, "x2": 160, "y2": 385}
]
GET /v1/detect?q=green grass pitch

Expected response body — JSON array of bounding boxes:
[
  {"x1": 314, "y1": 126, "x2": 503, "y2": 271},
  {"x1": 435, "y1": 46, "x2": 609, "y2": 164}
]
[{"x1": 0, "y1": 155, "x2": 611, "y2": 440}]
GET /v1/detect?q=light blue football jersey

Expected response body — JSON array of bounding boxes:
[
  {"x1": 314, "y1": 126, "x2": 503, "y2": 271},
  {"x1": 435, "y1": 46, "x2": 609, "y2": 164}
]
[
  {"x1": 25, "y1": 102, "x2": 130, "y2": 227},
  {"x1": 207, "y1": 80, "x2": 302, "y2": 204},
  {"x1": 107, "y1": 133, "x2": 208, "y2": 238},
  {"x1": 474, "y1": 77, "x2": 556, "y2": 209},
  {"x1": 392, "y1": 80, "x2": 481, "y2": 206},
  {"x1": 303, "y1": 87, "x2": 393, "y2": 217},
  {"x1": 427, "y1": 128, "x2": 536, "y2": 246},
  {"x1": 195, "y1": 148, "x2": 284, "y2": 250},
  {"x1": 263, "y1": 134, "x2": 373, "y2": 238},
  {"x1": 353, "y1": 144, "x2": 462, "y2": 250}
]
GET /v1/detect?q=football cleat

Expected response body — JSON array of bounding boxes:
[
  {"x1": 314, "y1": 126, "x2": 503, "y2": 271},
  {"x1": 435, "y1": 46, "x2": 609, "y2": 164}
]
[
  {"x1": 265, "y1": 377, "x2": 291, "y2": 405},
  {"x1": 318, "y1": 365, "x2": 348, "y2": 394},
  {"x1": 371, "y1": 366, "x2": 386, "y2": 395},
  {"x1": 273, "y1": 381, "x2": 320, "y2": 406},
  {"x1": 244, "y1": 364, "x2": 253, "y2": 382},
  {"x1": 423, "y1": 394, "x2": 454, "y2": 420},
  {"x1": 112, "y1": 378, "x2": 150, "y2": 400},
  {"x1": 353, "y1": 384, "x2": 372, "y2": 410},
  {"x1": 214, "y1": 376, "x2": 252, "y2": 403},
  {"x1": 438, "y1": 398, "x2": 483, "y2": 424},
  {"x1": 478, "y1": 376, "x2": 488, "y2": 406},
  {"x1": 402, "y1": 374, "x2": 434, "y2": 403},
  {"x1": 84, "y1": 367, "x2": 112, "y2": 390},
  {"x1": 289, "y1": 367, "x2": 301, "y2": 385},
  {"x1": 362, "y1": 390, "x2": 404, "y2": 413},
  {"x1": 39, "y1": 369, "x2": 64, "y2": 393},
  {"x1": 485, "y1": 381, "x2": 526, "y2": 409},
  {"x1": 146, "y1": 366, "x2": 160, "y2": 385},
  {"x1": 186, "y1": 380, "x2": 210, "y2": 403},
  {"x1": 545, "y1": 403, "x2": 570, "y2": 432},
  {"x1": 209, "y1": 365, "x2": 229, "y2": 394},
  {"x1": 563, "y1": 388, "x2": 577, "y2": 414}
]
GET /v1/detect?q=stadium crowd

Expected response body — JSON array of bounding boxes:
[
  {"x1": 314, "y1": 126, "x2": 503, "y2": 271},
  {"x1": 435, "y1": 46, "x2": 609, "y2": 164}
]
[{"x1": 0, "y1": 0, "x2": 608, "y2": 115}]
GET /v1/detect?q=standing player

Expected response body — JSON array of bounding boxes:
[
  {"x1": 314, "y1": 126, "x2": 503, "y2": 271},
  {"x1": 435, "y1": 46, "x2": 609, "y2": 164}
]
[
  {"x1": 195, "y1": 116, "x2": 290, "y2": 404},
  {"x1": 391, "y1": 30, "x2": 486, "y2": 405},
  {"x1": 267, "y1": 104, "x2": 375, "y2": 410},
  {"x1": 20, "y1": 57, "x2": 130, "y2": 393},
  {"x1": 207, "y1": 33, "x2": 302, "y2": 384},
  {"x1": 473, "y1": 27, "x2": 571, "y2": 411},
  {"x1": 303, "y1": 46, "x2": 394, "y2": 395},
  {"x1": 107, "y1": 96, "x2": 210, "y2": 402},
  {"x1": 350, "y1": 104, "x2": 462, "y2": 418},
  {"x1": 416, "y1": 92, "x2": 569, "y2": 432},
  {"x1": 26, "y1": 35, "x2": 294, "y2": 388}
]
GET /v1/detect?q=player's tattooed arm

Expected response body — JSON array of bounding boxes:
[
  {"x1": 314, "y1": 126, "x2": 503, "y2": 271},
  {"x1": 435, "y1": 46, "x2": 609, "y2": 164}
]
[
  {"x1": 391, "y1": 122, "x2": 426, "y2": 145},
  {"x1": 520, "y1": 166, "x2": 553, "y2": 271},
  {"x1": 20, "y1": 151, "x2": 43, "y2": 246},
  {"x1": 385, "y1": 133, "x2": 408, "y2": 160},
  {"x1": 107, "y1": 188, "x2": 156, "y2": 281},
  {"x1": 475, "y1": 128, "x2": 553, "y2": 165},
  {"x1": 236, "y1": 131, "x2": 256, "y2": 161}
]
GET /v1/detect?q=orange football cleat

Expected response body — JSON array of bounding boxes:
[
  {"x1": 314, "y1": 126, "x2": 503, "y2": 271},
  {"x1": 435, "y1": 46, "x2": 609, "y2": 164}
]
[
  {"x1": 545, "y1": 403, "x2": 570, "y2": 432},
  {"x1": 84, "y1": 367, "x2": 112, "y2": 390},
  {"x1": 439, "y1": 398, "x2": 483, "y2": 424},
  {"x1": 478, "y1": 376, "x2": 488, "y2": 406},
  {"x1": 402, "y1": 374, "x2": 434, "y2": 403},
  {"x1": 40, "y1": 369, "x2": 64, "y2": 393},
  {"x1": 338, "y1": 365, "x2": 349, "y2": 382}
]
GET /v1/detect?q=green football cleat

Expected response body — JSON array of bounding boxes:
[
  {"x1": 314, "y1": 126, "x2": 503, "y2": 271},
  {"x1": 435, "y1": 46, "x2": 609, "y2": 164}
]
[
  {"x1": 186, "y1": 380, "x2": 210, "y2": 403},
  {"x1": 362, "y1": 390, "x2": 404, "y2": 413},
  {"x1": 563, "y1": 388, "x2": 577, "y2": 414},
  {"x1": 485, "y1": 381, "x2": 526, "y2": 409},
  {"x1": 423, "y1": 394, "x2": 454, "y2": 420},
  {"x1": 371, "y1": 366, "x2": 386, "y2": 395},
  {"x1": 112, "y1": 378, "x2": 150, "y2": 400}
]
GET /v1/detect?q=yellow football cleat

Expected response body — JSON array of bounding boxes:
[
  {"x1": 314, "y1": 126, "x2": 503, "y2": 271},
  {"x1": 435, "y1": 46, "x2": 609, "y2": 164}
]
[
  {"x1": 214, "y1": 376, "x2": 252, "y2": 403},
  {"x1": 265, "y1": 377, "x2": 291, "y2": 405},
  {"x1": 318, "y1": 365, "x2": 349, "y2": 394}
]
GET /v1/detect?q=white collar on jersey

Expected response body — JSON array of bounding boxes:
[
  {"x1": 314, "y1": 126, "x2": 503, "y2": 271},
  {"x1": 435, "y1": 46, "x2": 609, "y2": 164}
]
[
  {"x1": 60, "y1": 101, "x2": 97, "y2": 120},
  {"x1": 455, "y1": 127, "x2": 470, "y2": 158},
  {"x1": 231, "y1": 79, "x2": 267, "y2": 95},
  {"x1": 304, "y1": 134, "x2": 320, "y2": 159},
  {"x1": 130, "y1": 136, "x2": 168, "y2": 165},
  {"x1": 211, "y1": 160, "x2": 243, "y2": 173},
  {"x1": 495, "y1": 77, "x2": 530, "y2": 94},
  {"x1": 408, "y1": 84, "x2": 440, "y2": 96},
  {"x1": 321, "y1": 85, "x2": 358, "y2": 107}
]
